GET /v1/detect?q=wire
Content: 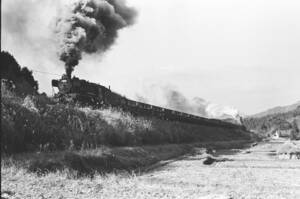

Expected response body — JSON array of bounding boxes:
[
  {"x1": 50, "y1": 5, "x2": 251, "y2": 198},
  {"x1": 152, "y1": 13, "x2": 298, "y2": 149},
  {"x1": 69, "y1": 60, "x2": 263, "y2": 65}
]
[{"x1": 32, "y1": 70, "x2": 61, "y2": 76}]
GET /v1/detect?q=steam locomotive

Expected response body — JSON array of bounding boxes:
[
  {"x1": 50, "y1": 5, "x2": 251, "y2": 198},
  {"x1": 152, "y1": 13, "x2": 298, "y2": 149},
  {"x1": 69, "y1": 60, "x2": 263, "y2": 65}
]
[{"x1": 52, "y1": 75, "x2": 243, "y2": 129}]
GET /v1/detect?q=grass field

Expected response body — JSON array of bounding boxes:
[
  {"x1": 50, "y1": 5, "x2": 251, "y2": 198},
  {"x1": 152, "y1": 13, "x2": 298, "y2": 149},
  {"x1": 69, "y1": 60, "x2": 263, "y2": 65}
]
[{"x1": 2, "y1": 139, "x2": 300, "y2": 199}]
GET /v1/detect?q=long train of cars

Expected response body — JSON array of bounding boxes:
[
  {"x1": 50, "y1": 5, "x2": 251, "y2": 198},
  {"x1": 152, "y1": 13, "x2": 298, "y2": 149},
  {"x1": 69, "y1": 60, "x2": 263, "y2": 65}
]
[{"x1": 52, "y1": 75, "x2": 244, "y2": 129}]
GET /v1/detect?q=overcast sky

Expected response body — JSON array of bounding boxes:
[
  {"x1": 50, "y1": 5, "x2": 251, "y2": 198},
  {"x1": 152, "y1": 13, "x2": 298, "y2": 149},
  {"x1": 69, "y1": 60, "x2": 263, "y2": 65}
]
[{"x1": 2, "y1": 0, "x2": 300, "y2": 115}]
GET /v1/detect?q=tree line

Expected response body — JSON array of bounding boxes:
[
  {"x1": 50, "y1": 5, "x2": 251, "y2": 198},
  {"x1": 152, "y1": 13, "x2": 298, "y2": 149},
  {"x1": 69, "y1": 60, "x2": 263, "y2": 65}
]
[
  {"x1": 243, "y1": 107, "x2": 300, "y2": 139},
  {"x1": 1, "y1": 51, "x2": 39, "y2": 96}
]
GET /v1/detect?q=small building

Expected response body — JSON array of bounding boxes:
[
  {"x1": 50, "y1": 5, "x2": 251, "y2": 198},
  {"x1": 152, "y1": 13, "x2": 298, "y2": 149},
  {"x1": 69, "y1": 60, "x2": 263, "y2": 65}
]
[{"x1": 271, "y1": 131, "x2": 280, "y2": 139}]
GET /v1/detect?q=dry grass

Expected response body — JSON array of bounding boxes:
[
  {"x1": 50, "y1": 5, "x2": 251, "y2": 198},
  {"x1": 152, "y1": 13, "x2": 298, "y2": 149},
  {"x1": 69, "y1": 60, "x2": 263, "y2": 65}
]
[
  {"x1": 1, "y1": 140, "x2": 250, "y2": 176},
  {"x1": 1, "y1": 144, "x2": 192, "y2": 177},
  {"x1": 2, "y1": 140, "x2": 300, "y2": 199}
]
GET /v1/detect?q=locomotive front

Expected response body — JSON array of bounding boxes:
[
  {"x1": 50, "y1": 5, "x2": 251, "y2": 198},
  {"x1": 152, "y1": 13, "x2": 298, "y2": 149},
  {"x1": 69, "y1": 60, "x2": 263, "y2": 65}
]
[
  {"x1": 51, "y1": 74, "x2": 72, "y2": 94},
  {"x1": 52, "y1": 75, "x2": 108, "y2": 106}
]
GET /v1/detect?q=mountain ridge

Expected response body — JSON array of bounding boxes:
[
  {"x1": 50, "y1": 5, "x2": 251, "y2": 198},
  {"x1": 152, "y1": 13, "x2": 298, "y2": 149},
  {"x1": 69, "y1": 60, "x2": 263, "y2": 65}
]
[
  {"x1": 243, "y1": 101, "x2": 300, "y2": 139},
  {"x1": 249, "y1": 101, "x2": 300, "y2": 118}
]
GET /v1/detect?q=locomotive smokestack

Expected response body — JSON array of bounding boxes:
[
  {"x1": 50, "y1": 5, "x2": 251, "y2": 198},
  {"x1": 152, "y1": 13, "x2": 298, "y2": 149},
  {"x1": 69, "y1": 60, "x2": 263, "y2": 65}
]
[
  {"x1": 65, "y1": 65, "x2": 73, "y2": 79},
  {"x1": 55, "y1": 0, "x2": 137, "y2": 74}
]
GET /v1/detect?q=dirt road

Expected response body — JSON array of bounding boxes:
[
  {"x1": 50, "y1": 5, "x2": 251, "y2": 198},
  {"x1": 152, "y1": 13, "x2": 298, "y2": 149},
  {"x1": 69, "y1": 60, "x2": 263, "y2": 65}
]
[{"x1": 135, "y1": 139, "x2": 300, "y2": 199}]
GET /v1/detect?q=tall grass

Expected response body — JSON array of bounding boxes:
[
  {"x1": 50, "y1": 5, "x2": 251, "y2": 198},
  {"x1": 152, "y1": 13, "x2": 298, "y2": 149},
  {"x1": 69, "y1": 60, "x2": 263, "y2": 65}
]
[{"x1": 1, "y1": 85, "x2": 251, "y2": 154}]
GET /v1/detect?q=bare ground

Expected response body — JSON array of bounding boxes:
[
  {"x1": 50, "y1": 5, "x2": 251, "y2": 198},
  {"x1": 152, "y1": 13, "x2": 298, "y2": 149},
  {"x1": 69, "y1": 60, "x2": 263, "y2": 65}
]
[{"x1": 2, "y1": 139, "x2": 300, "y2": 199}]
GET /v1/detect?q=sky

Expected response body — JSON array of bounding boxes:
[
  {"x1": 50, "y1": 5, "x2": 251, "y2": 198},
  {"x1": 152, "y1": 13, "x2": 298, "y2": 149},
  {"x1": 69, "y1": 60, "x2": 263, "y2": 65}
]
[{"x1": 2, "y1": 0, "x2": 300, "y2": 115}]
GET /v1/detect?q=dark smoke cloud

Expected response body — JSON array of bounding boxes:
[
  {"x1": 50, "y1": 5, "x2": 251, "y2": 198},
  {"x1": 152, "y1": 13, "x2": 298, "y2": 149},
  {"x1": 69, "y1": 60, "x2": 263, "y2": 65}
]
[{"x1": 55, "y1": 0, "x2": 137, "y2": 77}]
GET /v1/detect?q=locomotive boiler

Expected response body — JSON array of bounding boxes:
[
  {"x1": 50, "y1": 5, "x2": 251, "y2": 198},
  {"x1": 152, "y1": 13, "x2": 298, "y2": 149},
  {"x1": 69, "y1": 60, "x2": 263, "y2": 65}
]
[{"x1": 52, "y1": 75, "x2": 244, "y2": 130}]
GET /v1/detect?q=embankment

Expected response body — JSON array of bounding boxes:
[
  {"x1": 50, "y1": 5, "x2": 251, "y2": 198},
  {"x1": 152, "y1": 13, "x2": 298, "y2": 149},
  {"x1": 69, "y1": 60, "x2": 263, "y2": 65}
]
[
  {"x1": 1, "y1": 88, "x2": 253, "y2": 175},
  {"x1": 1, "y1": 92, "x2": 251, "y2": 153}
]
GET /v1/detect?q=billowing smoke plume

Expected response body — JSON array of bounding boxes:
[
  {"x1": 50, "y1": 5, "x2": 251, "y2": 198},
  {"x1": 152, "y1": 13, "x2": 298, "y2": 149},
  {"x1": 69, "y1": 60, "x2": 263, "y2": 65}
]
[{"x1": 55, "y1": 0, "x2": 137, "y2": 78}]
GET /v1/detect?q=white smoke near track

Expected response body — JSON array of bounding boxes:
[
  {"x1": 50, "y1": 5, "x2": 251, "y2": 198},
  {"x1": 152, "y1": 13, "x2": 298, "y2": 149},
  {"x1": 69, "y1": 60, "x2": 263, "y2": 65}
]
[
  {"x1": 205, "y1": 103, "x2": 241, "y2": 121},
  {"x1": 136, "y1": 85, "x2": 242, "y2": 124}
]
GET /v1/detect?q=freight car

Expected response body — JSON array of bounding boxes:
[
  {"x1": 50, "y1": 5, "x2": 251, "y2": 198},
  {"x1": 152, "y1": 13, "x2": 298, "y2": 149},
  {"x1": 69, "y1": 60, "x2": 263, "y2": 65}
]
[{"x1": 52, "y1": 75, "x2": 243, "y2": 129}]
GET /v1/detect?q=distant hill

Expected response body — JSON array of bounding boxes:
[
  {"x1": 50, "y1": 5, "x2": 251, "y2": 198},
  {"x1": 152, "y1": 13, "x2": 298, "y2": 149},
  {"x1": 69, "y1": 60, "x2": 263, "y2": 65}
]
[
  {"x1": 250, "y1": 101, "x2": 300, "y2": 118},
  {"x1": 243, "y1": 102, "x2": 300, "y2": 139}
]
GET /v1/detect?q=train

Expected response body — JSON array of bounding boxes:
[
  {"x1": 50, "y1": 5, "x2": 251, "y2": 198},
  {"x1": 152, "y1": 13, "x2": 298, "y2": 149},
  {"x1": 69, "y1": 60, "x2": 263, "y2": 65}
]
[{"x1": 52, "y1": 75, "x2": 244, "y2": 129}]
